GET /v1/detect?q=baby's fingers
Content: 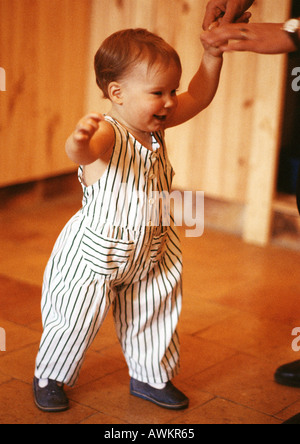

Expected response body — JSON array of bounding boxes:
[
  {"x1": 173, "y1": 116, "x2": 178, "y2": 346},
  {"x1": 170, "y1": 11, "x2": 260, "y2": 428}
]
[
  {"x1": 85, "y1": 112, "x2": 105, "y2": 123},
  {"x1": 73, "y1": 128, "x2": 92, "y2": 141},
  {"x1": 74, "y1": 113, "x2": 104, "y2": 141}
]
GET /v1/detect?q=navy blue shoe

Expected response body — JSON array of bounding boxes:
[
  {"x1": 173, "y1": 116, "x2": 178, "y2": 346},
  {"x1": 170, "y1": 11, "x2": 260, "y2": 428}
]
[
  {"x1": 282, "y1": 413, "x2": 300, "y2": 424},
  {"x1": 275, "y1": 360, "x2": 300, "y2": 388},
  {"x1": 130, "y1": 378, "x2": 189, "y2": 410},
  {"x1": 33, "y1": 377, "x2": 69, "y2": 412}
]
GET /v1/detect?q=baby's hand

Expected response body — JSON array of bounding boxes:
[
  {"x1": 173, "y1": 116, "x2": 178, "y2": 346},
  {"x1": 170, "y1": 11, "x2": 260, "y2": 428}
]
[{"x1": 73, "y1": 113, "x2": 105, "y2": 142}]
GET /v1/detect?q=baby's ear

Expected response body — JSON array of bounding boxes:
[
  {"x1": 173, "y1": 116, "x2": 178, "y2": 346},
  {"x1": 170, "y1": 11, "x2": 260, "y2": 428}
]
[{"x1": 108, "y1": 82, "x2": 123, "y2": 104}]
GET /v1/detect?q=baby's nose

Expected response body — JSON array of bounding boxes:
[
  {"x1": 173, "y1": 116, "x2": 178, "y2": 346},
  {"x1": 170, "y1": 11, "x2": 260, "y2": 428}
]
[{"x1": 164, "y1": 95, "x2": 177, "y2": 108}]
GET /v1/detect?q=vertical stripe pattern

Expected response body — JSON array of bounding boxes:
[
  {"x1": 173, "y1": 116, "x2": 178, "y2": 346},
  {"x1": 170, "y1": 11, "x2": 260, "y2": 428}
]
[{"x1": 35, "y1": 116, "x2": 182, "y2": 386}]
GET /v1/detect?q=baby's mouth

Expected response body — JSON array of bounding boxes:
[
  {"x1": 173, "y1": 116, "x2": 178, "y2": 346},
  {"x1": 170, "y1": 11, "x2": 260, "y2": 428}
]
[{"x1": 153, "y1": 114, "x2": 167, "y2": 122}]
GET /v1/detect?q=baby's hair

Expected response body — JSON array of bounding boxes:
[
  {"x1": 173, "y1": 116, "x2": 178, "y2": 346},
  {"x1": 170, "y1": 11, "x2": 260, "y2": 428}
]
[{"x1": 94, "y1": 28, "x2": 182, "y2": 99}]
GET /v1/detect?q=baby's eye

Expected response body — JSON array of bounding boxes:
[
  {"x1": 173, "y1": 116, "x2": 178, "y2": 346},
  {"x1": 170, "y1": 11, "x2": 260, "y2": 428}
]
[
  {"x1": 152, "y1": 91, "x2": 162, "y2": 96},
  {"x1": 171, "y1": 89, "x2": 178, "y2": 96}
]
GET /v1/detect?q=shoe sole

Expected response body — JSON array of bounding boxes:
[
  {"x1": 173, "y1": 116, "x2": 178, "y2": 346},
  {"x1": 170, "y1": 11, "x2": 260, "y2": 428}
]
[
  {"x1": 33, "y1": 396, "x2": 69, "y2": 413},
  {"x1": 130, "y1": 388, "x2": 189, "y2": 410}
]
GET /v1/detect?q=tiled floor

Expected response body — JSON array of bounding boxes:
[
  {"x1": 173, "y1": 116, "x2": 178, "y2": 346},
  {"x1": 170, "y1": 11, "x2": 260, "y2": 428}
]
[{"x1": 1, "y1": 186, "x2": 300, "y2": 424}]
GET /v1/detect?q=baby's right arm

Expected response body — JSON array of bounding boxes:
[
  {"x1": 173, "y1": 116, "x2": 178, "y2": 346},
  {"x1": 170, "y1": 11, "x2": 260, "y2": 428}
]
[{"x1": 65, "y1": 113, "x2": 115, "y2": 165}]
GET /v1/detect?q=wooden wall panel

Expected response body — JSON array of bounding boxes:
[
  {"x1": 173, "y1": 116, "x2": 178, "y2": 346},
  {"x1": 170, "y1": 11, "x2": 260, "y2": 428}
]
[
  {"x1": 0, "y1": 0, "x2": 91, "y2": 186},
  {"x1": 243, "y1": 1, "x2": 291, "y2": 244}
]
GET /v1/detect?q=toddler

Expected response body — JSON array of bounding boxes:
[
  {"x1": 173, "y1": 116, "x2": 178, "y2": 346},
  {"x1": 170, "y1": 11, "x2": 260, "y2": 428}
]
[{"x1": 33, "y1": 27, "x2": 223, "y2": 412}]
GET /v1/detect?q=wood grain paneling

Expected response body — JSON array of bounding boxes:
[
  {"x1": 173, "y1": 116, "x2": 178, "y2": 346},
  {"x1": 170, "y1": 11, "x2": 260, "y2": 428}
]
[{"x1": 0, "y1": 0, "x2": 91, "y2": 186}]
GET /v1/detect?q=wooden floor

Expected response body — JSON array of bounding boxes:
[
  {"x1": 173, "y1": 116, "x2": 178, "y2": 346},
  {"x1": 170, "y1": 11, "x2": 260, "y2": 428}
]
[{"x1": 1, "y1": 185, "x2": 300, "y2": 424}]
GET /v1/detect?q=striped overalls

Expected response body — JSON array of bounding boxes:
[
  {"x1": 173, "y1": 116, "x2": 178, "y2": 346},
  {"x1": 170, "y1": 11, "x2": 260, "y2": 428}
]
[{"x1": 34, "y1": 116, "x2": 183, "y2": 387}]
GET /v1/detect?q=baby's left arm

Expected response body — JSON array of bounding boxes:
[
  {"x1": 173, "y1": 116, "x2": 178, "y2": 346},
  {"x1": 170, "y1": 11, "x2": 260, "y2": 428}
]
[{"x1": 165, "y1": 41, "x2": 223, "y2": 128}]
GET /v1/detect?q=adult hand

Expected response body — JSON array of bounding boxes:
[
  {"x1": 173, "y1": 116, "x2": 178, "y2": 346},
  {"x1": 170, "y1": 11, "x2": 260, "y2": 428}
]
[
  {"x1": 203, "y1": 0, "x2": 254, "y2": 30},
  {"x1": 202, "y1": 22, "x2": 298, "y2": 54}
]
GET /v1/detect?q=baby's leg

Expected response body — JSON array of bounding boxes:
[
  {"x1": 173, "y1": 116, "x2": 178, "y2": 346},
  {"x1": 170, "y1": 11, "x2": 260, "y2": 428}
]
[
  {"x1": 35, "y1": 261, "x2": 113, "y2": 387},
  {"x1": 113, "y1": 251, "x2": 183, "y2": 385}
]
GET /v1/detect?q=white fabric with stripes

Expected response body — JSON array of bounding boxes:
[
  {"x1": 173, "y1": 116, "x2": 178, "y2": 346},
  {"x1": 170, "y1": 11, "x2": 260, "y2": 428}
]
[{"x1": 35, "y1": 116, "x2": 183, "y2": 387}]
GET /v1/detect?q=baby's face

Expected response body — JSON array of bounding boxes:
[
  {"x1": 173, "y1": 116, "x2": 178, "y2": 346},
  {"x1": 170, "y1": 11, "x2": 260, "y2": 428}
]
[{"x1": 116, "y1": 58, "x2": 181, "y2": 134}]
